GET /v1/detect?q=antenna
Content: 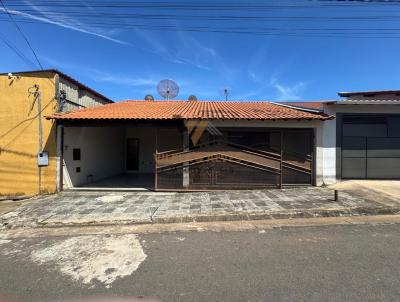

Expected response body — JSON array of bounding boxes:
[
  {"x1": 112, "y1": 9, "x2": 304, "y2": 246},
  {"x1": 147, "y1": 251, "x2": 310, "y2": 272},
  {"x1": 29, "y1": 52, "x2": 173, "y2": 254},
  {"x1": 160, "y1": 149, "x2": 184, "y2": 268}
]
[
  {"x1": 220, "y1": 86, "x2": 231, "y2": 101},
  {"x1": 157, "y1": 79, "x2": 179, "y2": 100}
]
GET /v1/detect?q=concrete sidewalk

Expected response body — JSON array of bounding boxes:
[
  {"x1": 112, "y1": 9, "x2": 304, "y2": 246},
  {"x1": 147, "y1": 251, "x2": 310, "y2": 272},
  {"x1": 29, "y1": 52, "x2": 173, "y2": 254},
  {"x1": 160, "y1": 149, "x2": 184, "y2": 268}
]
[{"x1": 1, "y1": 187, "x2": 399, "y2": 229}]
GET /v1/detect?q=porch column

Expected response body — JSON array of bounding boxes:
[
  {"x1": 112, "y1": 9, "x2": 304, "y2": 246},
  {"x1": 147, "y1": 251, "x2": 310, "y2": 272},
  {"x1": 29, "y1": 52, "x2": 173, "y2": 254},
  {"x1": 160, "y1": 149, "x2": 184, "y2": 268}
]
[
  {"x1": 183, "y1": 127, "x2": 190, "y2": 188},
  {"x1": 56, "y1": 124, "x2": 64, "y2": 192}
]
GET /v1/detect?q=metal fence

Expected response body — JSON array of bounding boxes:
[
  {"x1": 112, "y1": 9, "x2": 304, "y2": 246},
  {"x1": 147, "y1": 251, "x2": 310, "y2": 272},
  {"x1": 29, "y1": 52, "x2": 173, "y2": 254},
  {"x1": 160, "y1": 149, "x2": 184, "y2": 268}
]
[{"x1": 155, "y1": 129, "x2": 313, "y2": 191}]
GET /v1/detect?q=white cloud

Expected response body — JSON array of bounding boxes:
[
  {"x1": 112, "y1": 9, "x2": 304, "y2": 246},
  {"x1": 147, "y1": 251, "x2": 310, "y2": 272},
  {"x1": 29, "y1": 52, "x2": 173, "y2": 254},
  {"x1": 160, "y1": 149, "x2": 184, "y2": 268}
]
[
  {"x1": 133, "y1": 28, "x2": 218, "y2": 71},
  {"x1": 248, "y1": 71, "x2": 263, "y2": 84},
  {"x1": 0, "y1": 7, "x2": 130, "y2": 46},
  {"x1": 95, "y1": 75, "x2": 158, "y2": 87},
  {"x1": 270, "y1": 78, "x2": 309, "y2": 101}
]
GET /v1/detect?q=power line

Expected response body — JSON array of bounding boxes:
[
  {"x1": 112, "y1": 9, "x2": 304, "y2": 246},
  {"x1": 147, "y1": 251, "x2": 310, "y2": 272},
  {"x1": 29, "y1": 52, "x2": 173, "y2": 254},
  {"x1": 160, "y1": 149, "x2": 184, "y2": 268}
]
[
  {"x1": 0, "y1": 0, "x2": 43, "y2": 69},
  {"x1": 0, "y1": 31, "x2": 37, "y2": 67},
  {"x1": 5, "y1": 9, "x2": 400, "y2": 21},
  {"x1": 1, "y1": 18, "x2": 400, "y2": 39},
  {"x1": 2, "y1": 0, "x2": 397, "y2": 6},
  {"x1": 3, "y1": 0, "x2": 400, "y2": 39},
  {"x1": 1, "y1": 13, "x2": 400, "y2": 37}
]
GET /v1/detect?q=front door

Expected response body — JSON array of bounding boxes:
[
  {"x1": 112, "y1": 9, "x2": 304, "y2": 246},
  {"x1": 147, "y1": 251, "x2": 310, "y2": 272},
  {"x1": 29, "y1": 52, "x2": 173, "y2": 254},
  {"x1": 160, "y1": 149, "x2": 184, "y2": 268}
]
[{"x1": 127, "y1": 139, "x2": 139, "y2": 171}]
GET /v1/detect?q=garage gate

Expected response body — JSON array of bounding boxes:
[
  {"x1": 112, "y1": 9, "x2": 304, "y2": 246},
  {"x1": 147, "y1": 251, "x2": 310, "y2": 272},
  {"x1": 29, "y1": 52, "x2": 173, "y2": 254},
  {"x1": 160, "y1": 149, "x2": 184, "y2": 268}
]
[
  {"x1": 340, "y1": 114, "x2": 400, "y2": 179},
  {"x1": 156, "y1": 128, "x2": 314, "y2": 190}
]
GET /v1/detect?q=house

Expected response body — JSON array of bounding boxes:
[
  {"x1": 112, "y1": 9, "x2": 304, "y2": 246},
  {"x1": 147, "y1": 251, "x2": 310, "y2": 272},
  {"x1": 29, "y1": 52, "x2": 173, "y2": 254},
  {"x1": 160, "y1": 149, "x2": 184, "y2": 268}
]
[
  {"x1": 0, "y1": 70, "x2": 112, "y2": 196},
  {"x1": 49, "y1": 100, "x2": 333, "y2": 191},
  {"x1": 286, "y1": 90, "x2": 400, "y2": 183},
  {"x1": 49, "y1": 90, "x2": 400, "y2": 192}
]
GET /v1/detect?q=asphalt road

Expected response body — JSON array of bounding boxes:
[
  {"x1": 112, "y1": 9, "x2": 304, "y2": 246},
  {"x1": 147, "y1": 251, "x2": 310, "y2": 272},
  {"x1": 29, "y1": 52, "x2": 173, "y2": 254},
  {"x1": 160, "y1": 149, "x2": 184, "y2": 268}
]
[{"x1": 0, "y1": 223, "x2": 399, "y2": 302}]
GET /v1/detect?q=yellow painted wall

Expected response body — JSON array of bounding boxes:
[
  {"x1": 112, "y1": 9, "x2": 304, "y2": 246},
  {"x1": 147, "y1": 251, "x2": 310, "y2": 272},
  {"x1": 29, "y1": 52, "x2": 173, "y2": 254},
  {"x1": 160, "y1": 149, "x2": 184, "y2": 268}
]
[{"x1": 0, "y1": 72, "x2": 58, "y2": 196}]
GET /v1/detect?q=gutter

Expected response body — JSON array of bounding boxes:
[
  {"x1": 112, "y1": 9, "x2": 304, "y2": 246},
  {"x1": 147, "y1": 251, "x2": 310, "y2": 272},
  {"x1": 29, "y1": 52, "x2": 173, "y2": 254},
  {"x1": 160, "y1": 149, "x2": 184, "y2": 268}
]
[
  {"x1": 270, "y1": 101, "x2": 324, "y2": 114},
  {"x1": 270, "y1": 102, "x2": 334, "y2": 120}
]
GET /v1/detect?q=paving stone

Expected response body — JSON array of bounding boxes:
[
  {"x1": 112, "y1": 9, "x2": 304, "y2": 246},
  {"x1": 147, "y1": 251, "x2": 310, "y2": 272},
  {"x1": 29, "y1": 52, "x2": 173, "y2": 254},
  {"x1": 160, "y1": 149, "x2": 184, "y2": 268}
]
[
  {"x1": 1, "y1": 187, "x2": 398, "y2": 229},
  {"x1": 123, "y1": 206, "x2": 137, "y2": 213}
]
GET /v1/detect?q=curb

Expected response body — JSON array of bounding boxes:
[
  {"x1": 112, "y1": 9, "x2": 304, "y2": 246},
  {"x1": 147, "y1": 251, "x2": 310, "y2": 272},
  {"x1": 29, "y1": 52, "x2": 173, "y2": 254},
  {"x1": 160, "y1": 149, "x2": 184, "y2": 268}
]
[
  {"x1": 152, "y1": 206, "x2": 400, "y2": 224},
  {"x1": 24, "y1": 205, "x2": 400, "y2": 229}
]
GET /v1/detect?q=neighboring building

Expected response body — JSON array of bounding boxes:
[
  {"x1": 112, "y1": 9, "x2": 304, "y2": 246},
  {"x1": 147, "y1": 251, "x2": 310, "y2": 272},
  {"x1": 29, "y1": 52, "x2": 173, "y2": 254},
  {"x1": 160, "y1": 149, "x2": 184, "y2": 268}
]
[
  {"x1": 0, "y1": 70, "x2": 112, "y2": 196},
  {"x1": 324, "y1": 90, "x2": 400, "y2": 182},
  {"x1": 286, "y1": 90, "x2": 400, "y2": 183},
  {"x1": 49, "y1": 100, "x2": 333, "y2": 191}
]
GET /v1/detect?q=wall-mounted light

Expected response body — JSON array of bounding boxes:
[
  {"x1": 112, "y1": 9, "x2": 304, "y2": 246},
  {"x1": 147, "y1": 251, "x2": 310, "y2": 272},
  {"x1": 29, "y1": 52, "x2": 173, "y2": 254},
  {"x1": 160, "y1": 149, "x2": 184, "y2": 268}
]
[{"x1": 8, "y1": 73, "x2": 19, "y2": 80}]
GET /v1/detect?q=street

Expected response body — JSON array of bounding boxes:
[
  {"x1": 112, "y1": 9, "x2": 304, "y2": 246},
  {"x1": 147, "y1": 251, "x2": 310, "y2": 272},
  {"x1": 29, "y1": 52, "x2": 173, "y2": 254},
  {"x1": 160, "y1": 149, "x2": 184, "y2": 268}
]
[{"x1": 0, "y1": 221, "x2": 399, "y2": 301}]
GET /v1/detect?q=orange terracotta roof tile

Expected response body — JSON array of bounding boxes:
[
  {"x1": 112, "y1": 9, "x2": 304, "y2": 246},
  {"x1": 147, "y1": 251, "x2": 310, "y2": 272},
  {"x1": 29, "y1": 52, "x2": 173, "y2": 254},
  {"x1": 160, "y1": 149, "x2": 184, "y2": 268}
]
[{"x1": 48, "y1": 100, "x2": 334, "y2": 121}]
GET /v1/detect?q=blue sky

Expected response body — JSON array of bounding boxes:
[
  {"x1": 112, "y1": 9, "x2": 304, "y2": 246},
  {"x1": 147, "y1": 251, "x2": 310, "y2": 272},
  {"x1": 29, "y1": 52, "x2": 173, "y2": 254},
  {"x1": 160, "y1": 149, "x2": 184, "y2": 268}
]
[{"x1": 1, "y1": 0, "x2": 400, "y2": 102}]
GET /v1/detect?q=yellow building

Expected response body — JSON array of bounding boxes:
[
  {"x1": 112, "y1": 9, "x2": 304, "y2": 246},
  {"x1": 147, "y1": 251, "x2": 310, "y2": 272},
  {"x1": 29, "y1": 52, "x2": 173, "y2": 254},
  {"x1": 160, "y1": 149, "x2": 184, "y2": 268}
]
[{"x1": 0, "y1": 70, "x2": 112, "y2": 197}]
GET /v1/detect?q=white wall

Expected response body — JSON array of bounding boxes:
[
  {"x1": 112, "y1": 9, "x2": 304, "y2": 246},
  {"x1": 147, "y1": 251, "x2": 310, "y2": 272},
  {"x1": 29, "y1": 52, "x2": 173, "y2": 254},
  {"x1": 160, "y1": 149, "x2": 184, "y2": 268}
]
[
  {"x1": 321, "y1": 104, "x2": 400, "y2": 185},
  {"x1": 125, "y1": 126, "x2": 182, "y2": 173},
  {"x1": 126, "y1": 127, "x2": 156, "y2": 173},
  {"x1": 63, "y1": 126, "x2": 125, "y2": 187}
]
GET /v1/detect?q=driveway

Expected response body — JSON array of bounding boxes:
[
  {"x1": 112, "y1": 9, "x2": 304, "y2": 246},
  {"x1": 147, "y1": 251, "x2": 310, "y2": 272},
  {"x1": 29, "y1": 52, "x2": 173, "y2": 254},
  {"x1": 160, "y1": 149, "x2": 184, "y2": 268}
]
[
  {"x1": 330, "y1": 180, "x2": 400, "y2": 207},
  {"x1": 0, "y1": 197, "x2": 35, "y2": 216},
  {"x1": 1, "y1": 187, "x2": 398, "y2": 229}
]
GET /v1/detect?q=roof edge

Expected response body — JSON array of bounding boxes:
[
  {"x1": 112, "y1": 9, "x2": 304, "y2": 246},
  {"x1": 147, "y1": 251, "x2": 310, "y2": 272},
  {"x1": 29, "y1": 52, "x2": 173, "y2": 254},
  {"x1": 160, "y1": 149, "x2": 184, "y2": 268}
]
[
  {"x1": 271, "y1": 101, "x2": 324, "y2": 114},
  {"x1": 338, "y1": 90, "x2": 400, "y2": 97},
  {"x1": 0, "y1": 69, "x2": 113, "y2": 103}
]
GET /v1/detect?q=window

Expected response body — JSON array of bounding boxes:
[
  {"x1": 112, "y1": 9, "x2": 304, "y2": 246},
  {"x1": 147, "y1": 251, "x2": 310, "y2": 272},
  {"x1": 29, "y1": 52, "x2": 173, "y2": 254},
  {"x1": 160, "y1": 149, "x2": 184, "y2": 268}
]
[{"x1": 73, "y1": 148, "x2": 81, "y2": 161}]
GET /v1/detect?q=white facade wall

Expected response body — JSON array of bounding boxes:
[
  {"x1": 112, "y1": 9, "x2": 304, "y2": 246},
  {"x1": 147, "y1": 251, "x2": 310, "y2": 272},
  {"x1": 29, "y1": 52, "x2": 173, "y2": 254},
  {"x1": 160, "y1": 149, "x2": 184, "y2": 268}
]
[
  {"x1": 63, "y1": 126, "x2": 125, "y2": 188},
  {"x1": 125, "y1": 127, "x2": 182, "y2": 173}
]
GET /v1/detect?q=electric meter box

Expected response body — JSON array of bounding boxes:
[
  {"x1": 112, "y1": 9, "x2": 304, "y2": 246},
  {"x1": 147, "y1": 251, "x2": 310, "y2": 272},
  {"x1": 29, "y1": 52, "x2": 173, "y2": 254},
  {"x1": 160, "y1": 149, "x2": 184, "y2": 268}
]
[{"x1": 37, "y1": 151, "x2": 49, "y2": 167}]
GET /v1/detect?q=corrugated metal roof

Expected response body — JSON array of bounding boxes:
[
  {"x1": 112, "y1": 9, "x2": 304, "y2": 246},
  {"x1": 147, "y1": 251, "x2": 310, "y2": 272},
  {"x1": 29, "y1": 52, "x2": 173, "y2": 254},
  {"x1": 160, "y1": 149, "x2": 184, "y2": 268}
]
[
  {"x1": 338, "y1": 90, "x2": 400, "y2": 97},
  {"x1": 47, "y1": 100, "x2": 333, "y2": 121},
  {"x1": 0, "y1": 69, "x2": 113, "y2": 103},
  {"x1": 334, "y1": 99, "x2": 400, "y2": 105}
]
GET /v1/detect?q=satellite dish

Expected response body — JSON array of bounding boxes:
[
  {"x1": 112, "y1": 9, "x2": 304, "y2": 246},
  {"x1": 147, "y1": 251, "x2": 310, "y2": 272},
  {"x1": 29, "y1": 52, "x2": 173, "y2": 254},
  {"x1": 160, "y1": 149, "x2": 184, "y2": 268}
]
[
  {"x1": 188, "y1": 95, "x2": 198, "y2": 101},
  {"x1": 157, "y1": 79, "x2": 179, "y2": 100},
  {"x1": 220, "y1": 86, "x2": 231, "y2": 101},
  {"x1": 144, "y1": 94, "x2": 154, "y2": 101}
]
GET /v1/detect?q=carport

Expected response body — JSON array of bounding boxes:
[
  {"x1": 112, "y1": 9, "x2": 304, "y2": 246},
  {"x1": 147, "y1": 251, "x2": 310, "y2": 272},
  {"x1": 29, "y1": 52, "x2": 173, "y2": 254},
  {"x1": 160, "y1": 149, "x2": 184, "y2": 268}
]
[{"x1": 59, "y1": 120, "x2": 182, "y2": 191}]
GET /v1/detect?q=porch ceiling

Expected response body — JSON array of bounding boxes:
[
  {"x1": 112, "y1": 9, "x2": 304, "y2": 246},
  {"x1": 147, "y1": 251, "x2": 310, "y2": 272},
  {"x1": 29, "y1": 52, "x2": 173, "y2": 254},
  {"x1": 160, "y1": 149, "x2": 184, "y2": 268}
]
[{"x1": 47, "y1": 100, "x2": 333, "y2": 121}]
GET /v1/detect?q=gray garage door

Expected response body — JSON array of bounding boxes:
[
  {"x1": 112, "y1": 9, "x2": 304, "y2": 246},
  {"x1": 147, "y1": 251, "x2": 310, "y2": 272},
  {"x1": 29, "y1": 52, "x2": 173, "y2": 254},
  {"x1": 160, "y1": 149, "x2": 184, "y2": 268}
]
[{"x1": 341, "y1": 115, "x2": 400, "y2": 179}]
